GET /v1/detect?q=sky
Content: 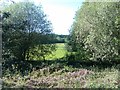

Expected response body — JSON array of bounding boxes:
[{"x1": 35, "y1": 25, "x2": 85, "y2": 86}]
[
  {"x1": 1, "y1": 0, "x2": 84, "y2": 35},
  {"x1": 37, "y1": 0, "x2": 84, "y2": 35}
]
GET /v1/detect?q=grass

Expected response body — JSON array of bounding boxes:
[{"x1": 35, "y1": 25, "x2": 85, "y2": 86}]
[
  {"x1": 45, "y1": 43, "x2": 67, "y2": 60},
  {"x1": 3, "y1": 64, "x2": 120, "y2": 88},
  {"x1": 2, "y1": 43, "x2": 120, "y2": 88}
]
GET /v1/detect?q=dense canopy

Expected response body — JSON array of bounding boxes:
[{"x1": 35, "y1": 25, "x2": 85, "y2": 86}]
[
  {"x1": 2, "y1": 2, "x2": 55, "y2": 60},
  {"x1": 69, "y1": 2, "x2": 120, "y2": 61}
]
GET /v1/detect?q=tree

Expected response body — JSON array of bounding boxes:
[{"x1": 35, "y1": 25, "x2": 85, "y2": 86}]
[
  {"x1": 2, "y1": 2, "x2": 55, "y2": 61},
  {"x1": 69, "y1": 2, "x2": 120, "y2": 61}
]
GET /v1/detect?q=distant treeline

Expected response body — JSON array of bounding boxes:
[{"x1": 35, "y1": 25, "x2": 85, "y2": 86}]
[{"x1": 49, "y1": 34, "x2": 69, "y2": 43}]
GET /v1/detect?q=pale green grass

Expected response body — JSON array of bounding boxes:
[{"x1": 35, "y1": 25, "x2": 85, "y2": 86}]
[{"x1": 45, "y1": 43, "x2": 67, "y2": 60}]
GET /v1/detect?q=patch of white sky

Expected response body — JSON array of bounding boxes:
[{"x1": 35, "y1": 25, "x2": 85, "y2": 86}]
[
  {"x1": 37, "y1": 0, "x2": 84, "y2": 35},
  {"x1": 1, "y1": 0, "x2": 84, "y2": 35}
]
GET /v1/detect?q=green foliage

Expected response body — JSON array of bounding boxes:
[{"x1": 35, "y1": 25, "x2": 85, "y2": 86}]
[
  {"x1": 2, "y1": 2, "x2": 55, "y2": 60},
  {"x1": 52, "y1": 34, "x2": 69, "y2": 43},
  {"x1": 69, "y1": 2, "x2": 120, "y2": 61},
  {"x1": 29, "y1": 44, "x2": 56, "y2": 60}
]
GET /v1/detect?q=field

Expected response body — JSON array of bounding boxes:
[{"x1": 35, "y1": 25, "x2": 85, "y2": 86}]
[
  {"x1": 45, "y1": 43, "x2": 67, "y2": 60},
  {"x1": 2, "y1": 43, "x2": 120, "y2": 88}
]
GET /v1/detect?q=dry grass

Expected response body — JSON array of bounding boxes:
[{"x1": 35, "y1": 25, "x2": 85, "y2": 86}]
[{"x1": 3, "y1": 65, "x2": 120, "y2": 88}]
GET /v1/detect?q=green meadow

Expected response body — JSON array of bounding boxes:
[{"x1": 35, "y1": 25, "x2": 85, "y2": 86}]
[{"x1": 45, "y1": 43, "x2": 67, "y2": 60}]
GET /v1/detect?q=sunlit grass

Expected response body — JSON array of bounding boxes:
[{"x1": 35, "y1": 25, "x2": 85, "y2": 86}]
[{"x1": 45, "y1": 43, "x2": 67, "y2": 60}]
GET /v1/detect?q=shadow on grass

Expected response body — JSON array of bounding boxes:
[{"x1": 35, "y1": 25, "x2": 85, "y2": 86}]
[{"x1": 2, "y1": 56, "x2": 120, "y2": 76}]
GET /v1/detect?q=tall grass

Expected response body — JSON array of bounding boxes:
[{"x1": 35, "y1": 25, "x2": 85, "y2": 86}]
[{"x1": 3, "y1": 63, "x2": 120, "y2": 88}]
